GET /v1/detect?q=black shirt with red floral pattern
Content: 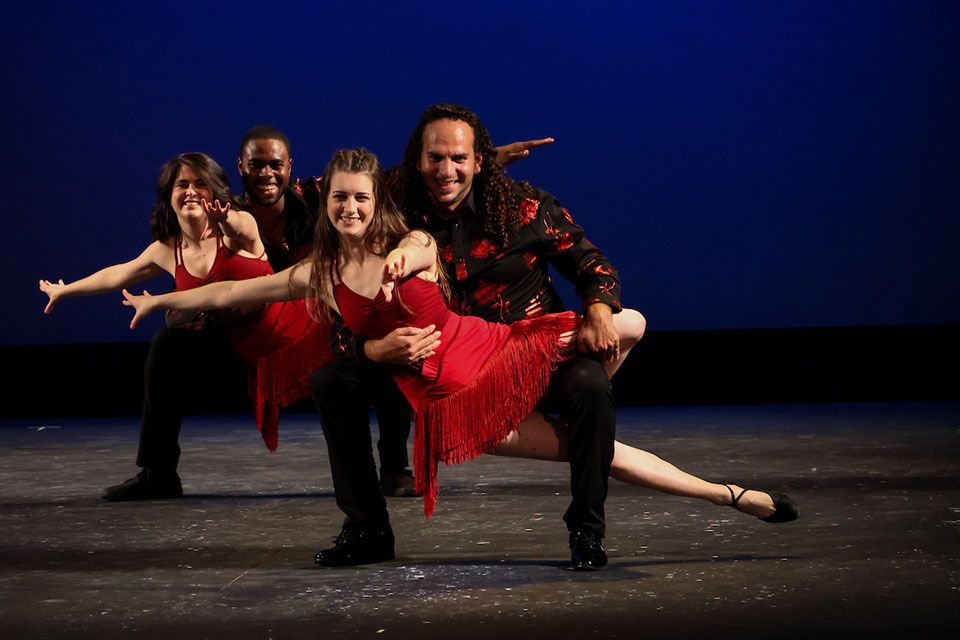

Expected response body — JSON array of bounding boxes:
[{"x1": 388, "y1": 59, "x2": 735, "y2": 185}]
[
  {"x1": 411, "y1": 185, "x2": 621, "y2": 324},
  {"x1": 330, "y1": 182, "x2": 621, "y2": 359}
]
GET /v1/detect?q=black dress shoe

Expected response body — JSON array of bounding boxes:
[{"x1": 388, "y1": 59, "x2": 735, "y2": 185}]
[
  {"x1": 379, "y1": 469, "x2": 422, "y2": 498},
  {"x1": 569, "y1": 529, "x2": 607, "y2": 571},
  {"x1": 762, "y1": 493, "x2": 800, "y2": 523},
  {"x1": 315, "y1": 526, "x2": 396, "y2": 567},
  {"x1": 102, "y1": 469, "x2": 183, "y2": 501},
  {"x1": 725, "y1": 484, "x2": 800, "y2": 523}
]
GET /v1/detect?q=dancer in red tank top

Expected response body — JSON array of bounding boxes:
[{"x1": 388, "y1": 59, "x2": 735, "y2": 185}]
[
  {"x1": 169, "y1": 228, "x2": 327, "y2": 448},
  {"x1": 39, "y1": 152, "x2": 329, "y2": 451}
]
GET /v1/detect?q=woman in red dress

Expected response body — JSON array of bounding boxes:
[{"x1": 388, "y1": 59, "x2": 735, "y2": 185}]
[
  {"x1": 39, "y1": 152, "x2": 327, "y2": 450},
  {"x1": 122, "y1": 148, "x2": 798, "y2": 524}
]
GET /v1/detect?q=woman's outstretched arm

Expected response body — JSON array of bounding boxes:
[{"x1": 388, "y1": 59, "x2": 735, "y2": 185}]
[
  {"x1": 39, "y1": 242, "x2": 170, "y2": 314},
  {"x1": 122, "y1": 261, "x2": 316, "y2": 329}
]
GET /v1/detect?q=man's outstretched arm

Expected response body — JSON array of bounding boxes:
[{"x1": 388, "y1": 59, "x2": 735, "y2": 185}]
[{"x1": 494, "y1": 137, "x2": 555, "y2": 166}]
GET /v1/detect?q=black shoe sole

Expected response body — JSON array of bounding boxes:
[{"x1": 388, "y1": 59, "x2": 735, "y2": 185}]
[
  {"x1": 102, "y1": 492, "x2": 183, "y2": 502},
  {"x1": 381, "y1": 487, "x2": 422, "y2": 498},
  {"x1": 570, "y1": 561, "x2": 607, "y2": 571},
  {"x1": 314, "y1": 549, "x2": 395, "y2": 567}
]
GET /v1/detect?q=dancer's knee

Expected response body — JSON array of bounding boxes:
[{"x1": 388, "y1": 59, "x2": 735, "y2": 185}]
[
  {"x1": 557, "y1": 358, "x2": 613, "y2": 405},
  {"x1": 616, "y1": 308, "x2": 646, "y2": 346}
]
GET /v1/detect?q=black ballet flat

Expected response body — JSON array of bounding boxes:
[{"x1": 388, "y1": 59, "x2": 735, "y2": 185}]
[{"x1": 725, "y1": 484, "x2": 799, "y2": 523}]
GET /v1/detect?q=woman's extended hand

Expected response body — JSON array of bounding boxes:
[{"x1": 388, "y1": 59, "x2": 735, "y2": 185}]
[
  {"x1": 39, "y1": 278, "x2": 67, "y2": 314},
  {"x1": 201, "y1": 199, "x2": 231, "y2": 238},
  {"x1": 380, "y1": 249, "x2": 409, "y2": 302},
  {"x1": 121, "y1": 288, "x2": 158, "y2": 329}
]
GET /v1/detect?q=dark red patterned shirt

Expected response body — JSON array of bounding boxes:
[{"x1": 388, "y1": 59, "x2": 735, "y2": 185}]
[{"x1": 411, "y1": 185, "x2": 621, "y2": 324}]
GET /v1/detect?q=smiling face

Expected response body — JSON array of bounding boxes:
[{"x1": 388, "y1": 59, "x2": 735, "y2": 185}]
[
  {"x1": 170, "y1": 164, "x2": 214, "y2": 220},
  {"x1": 418, "y1": 118, "x2": 482, "y2": 213},
  {"x1": 326, "y1": 171, "x2": 376, "y2": 242},
  {"x1": 238, "y1": 138, "x2": 292, "y2": 207}
]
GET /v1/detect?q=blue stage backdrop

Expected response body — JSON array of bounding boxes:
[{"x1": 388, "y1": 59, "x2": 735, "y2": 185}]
[{"x1": 4, "y1": 1, "x2": 958, "y2": 346}]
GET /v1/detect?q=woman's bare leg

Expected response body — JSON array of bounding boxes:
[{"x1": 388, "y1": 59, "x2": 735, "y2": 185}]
[
  {"x1": 557, "y1": 308, "x2": 646, "y2": 377},
  {"x1": 605, "y1": 308, "x2": 646, "y2": 378},
  {"x1": 493, "y1": 306, "x2": 779, "y2": 518},
  {"x1": 491, "y1": 412, "x2": 566, "y2": 459},
  {"x1": 608, "y1": 441, "x2": 776, "y2": 518},
  {"x1": 491, "y1": 413, "x2": 777, "y2": 519}
]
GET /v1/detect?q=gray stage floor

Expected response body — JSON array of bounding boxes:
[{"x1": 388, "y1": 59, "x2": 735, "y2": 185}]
[{"x1": 1, "y1": 403, "x2": 958, "y2": 638}]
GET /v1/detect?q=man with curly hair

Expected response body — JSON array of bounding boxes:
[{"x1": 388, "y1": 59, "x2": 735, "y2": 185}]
[{"x1": 312, "y1": 104, "x2": 622, "y2": 571}]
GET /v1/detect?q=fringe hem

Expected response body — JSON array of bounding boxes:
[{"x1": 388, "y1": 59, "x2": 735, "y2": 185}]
[
  {"x1": 414, "y1": 311, "x2": 578, "y2": 517},
  {"x1": 252, "y1": 321, "x2": 332, "y2": 451}
]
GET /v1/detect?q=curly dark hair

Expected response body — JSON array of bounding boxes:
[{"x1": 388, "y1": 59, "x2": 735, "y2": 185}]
[
  {"x1": 394, "y1": 103, "x2": 522, "y2": 247},
  {"x1": 149, "y1": 153, "x2": 240, "y2": 242}
]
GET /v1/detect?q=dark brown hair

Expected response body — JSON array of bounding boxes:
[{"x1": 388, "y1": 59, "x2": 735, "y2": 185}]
[
  {"x1": 306, "y1": 149, "x2": 409, "y2": 322},
  {"x1": 149, "y1": 153, "x2": 238, "y2": 242}
]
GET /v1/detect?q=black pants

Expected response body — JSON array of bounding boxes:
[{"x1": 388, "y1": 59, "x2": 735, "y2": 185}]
[
  {"x1": 311, "y1": 354, "x2": 614, "y2": 537},
  {"x1": 310, "y1": 359, "x2": 412, "y2": 528},
  {"x1": 538, "y1": 355, "x2": 615, "y2": 538},
  {"x1": 136, "y1": 327, "x2": 412, "y2": 476},
  {"x1": 136, "y1": 326, "x2": 246, "y2": 471}
]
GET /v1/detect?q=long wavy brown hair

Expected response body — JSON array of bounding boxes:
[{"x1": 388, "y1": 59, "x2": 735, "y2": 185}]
[
  {"x1": 393, "y1": 103, "x2": 525, "y2": 247},
  {"x1": 305, "y1": 149, "x2": 412, "y2": 322},
  {"x1": 149, "y1": 153, "x2": 239, "y2": 242}
]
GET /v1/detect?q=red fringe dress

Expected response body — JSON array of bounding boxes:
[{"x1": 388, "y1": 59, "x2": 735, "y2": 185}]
[
  {"x1": 174, "y1": 235, "x2": 331, "y2": 450},
  {"x1": 334, "y1": 275, "x2": 578, "y2": 517}
]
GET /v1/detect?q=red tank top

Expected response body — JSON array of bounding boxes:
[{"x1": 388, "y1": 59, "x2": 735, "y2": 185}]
[
  {"x1": 172, "y1": 233, "x2": 333, "y2": 455},
  {"x1": 173, "y1": 234, "x2": 314, "y2": 367},
  {"x1": 174, "y1": 233, "x2": 272, "y2": 291}
]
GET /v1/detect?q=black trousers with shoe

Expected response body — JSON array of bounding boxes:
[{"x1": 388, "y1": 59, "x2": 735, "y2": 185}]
[
  {"x1": 136, "y1": 326, "x2": 247, "y2": 472},
  {"x1": 310, "y1": 359, "x2": 413, "y2": 528},
  {"x1": 538, "y1": 355, "x2": 616, "y2": 538},
  {"x1": 311, "y1": 354, "x2": 614, "y2": 537}
]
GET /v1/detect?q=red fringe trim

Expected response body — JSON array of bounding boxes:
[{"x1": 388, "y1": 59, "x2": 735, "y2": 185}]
[
  {"x1": 251, "y1": 321, "x2": 333, "y2": 451},
  {"x1": 414, "y1": 311, "x2": 578, "y2": 517}
]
